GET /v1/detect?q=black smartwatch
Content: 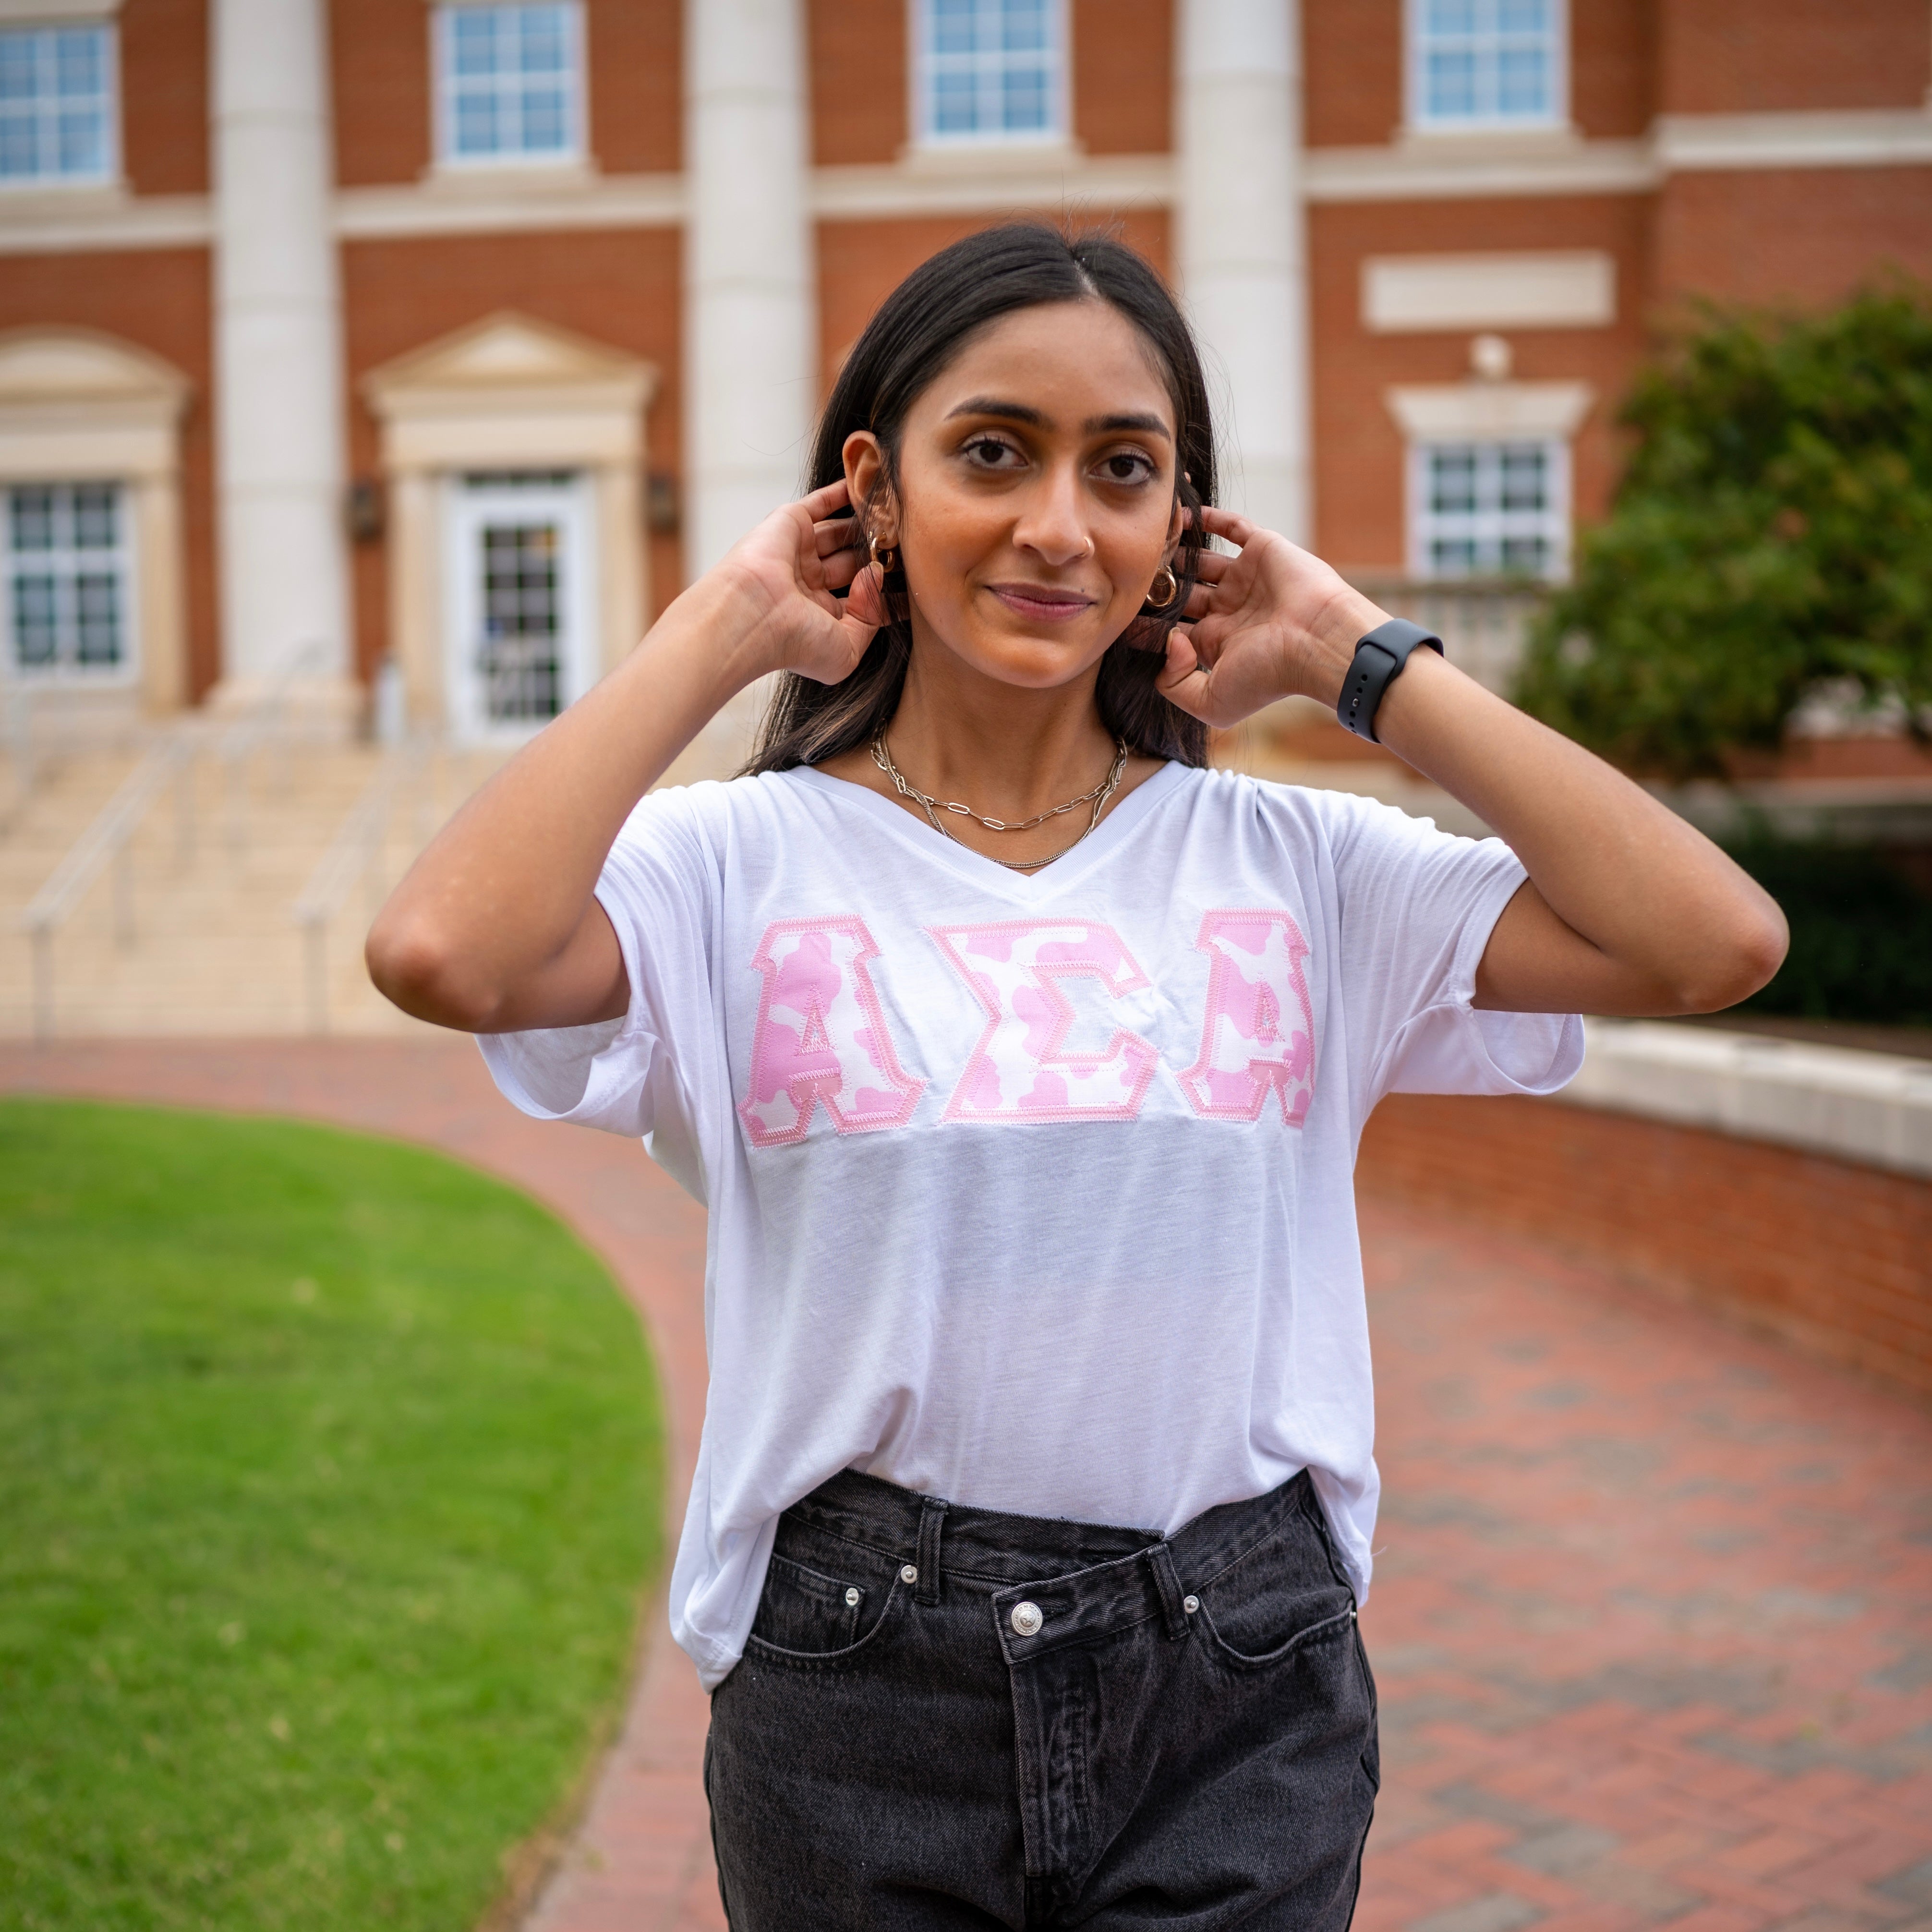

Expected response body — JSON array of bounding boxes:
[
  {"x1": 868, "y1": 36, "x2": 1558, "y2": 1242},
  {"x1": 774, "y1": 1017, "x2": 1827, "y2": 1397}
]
[{"x1": 1336, "y1": 618, "x2": 1444, "y2": 744}]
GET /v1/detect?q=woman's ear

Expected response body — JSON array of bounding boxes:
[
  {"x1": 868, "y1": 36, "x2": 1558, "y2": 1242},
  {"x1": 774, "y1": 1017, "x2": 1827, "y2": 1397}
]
[{"x1": 842, "y1": 431, "x2": 897, "y2": 545}]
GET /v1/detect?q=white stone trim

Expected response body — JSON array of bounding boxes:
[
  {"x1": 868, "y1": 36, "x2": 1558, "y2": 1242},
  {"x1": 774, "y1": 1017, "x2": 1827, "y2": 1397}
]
[
  {"x1": 814, "y1": 149, "x2": 1169, "y2": 217},
  {"x1": 336, "y1": 169, "x2": 684, "y2": 238},
  {"x1": 0, "y1": 327, "x2": 191, "y2": 712},
  {"x1": 1364, "y1": 249, "x2": 1614, "y2": 332},
  {"x1": 1387, "y1": 378, "x2": 1595, "y2": 441},
  {"x1": 1557, "y1": 1019, "x2": 1932, "y2": 1180},
  {"x1": 211, "y1": 0, "x2": 352, "y2": 692},
  {"x1": 0, "y1": 0, "x2": 123, "y2": 23},
  {"x1": 1178, "y1": 0, "x2": 1311, "y2": 543},
  {"x1": 1654, "y1": 107, "x2": 1932, "y2": 172},
  {"x1": 0, "y1": 188, "x2": 208, "y2": 252},
  {"x1": 1308, "y1": 133, "x2": 1657, "y2": 201},
  {"x1": 362, "y1": 311, "x2": 658, "y2": 731}
]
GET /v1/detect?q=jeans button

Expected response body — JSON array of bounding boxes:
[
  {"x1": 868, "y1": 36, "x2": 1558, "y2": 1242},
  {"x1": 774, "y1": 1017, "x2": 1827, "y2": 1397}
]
[{"x1": 1010, "y1": 1601, "x2": 1044, "y2": 1637}]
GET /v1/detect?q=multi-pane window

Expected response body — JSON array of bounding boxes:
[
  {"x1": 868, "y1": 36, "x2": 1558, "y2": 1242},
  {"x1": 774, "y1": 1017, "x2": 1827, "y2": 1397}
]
[
  {"x1": 1411, "y1": 442, "x2": 1567, "y2": 579},
  {"x1": 0, "y1": 24, "x2": 115, "y2": 186},
  {"x1": 917, "y1": 0, "x2": 1064, "y2": 145},
  {"x1": 434, "y1": 3, "x2": 581, "y2": 166},
  {"x1": 1411, "y1": 0, "x2": 1562, "y2": 129},
  {"x1": 5, "y1": 483, "x2": 134, "y2": 677}
]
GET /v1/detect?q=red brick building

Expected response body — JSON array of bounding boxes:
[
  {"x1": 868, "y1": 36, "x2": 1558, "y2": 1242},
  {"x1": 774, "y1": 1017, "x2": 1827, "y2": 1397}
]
[{"x1": 0, "y1": 0, "x2": 1927, "y2": 748}]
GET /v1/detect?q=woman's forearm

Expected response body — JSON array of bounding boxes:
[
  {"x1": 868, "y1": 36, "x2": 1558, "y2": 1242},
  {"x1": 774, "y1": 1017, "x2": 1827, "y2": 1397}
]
[
  {"x1": 366, "y1": 571, "x2": 767, "y2": 1031},
  {"x1": 1312, "y1": 590, "x2": 1788, "y2": 1014}
]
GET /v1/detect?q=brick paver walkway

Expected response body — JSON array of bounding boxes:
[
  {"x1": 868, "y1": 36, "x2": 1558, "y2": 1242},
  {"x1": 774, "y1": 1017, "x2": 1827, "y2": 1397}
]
[{"x1": 4, "y1": 1038, "x2": 1927, "y2": 1932}]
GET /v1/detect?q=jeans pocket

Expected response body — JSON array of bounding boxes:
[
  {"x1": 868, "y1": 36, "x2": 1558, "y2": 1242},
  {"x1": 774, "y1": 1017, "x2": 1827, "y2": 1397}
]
[
  {"x1": 1195, "y1": 1498, "x2": 1359, "y2": 1669},
  {"x1": 745, "y1": 1547, "x2": 903, "y2": 1668}
]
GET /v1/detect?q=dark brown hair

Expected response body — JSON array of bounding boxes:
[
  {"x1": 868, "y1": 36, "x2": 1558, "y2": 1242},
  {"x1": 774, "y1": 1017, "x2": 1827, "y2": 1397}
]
[{"x1": 743, "y1": 223, "x2": 1218, "y2": 774}]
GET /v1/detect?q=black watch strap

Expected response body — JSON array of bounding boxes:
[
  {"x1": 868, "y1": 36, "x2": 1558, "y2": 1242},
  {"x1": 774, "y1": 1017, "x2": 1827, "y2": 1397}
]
[{"x1": 1336, "y1": 618, "x2": 1444, "y2": 744}]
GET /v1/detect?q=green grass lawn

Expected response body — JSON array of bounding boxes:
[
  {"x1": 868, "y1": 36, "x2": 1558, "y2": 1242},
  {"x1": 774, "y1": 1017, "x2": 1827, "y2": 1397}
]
[{"x1": 0, "y1": 1098, "x2": 665, "y2": 1932}]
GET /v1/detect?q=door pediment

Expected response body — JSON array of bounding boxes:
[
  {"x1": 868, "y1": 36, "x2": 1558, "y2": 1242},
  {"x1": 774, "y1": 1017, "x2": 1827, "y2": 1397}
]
[{"x1": 362, "y1": 313, "x2": 659, "y2": 470}]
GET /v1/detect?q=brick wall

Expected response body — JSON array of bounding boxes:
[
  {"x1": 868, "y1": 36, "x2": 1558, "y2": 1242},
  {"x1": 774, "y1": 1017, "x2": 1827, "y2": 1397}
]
[
  {"x1": 1358, "y1": 1092, "x2": 1932, "y2": 1397},
  {"x1": 810, "y1": 0, "x2": 907, "y2": 165},
  {"x1": 340, "y1": 228, "x2": 684, "y2": 678},
  {"x1": 1071, "y1": 0, "x2": 1171, "y2": 155},
  {"x1": 330, "y1": 0, "x2": 679, "y2": 187},
  {"x1": 816, "y1": 209, "x2": 1173, "y2": 403},
  {"x1": 0, "y1": 252, "x2": 218, "y2": 700},
  {"x1": 1309, "y1": 194, "x2": 1652, "y2": 571},
  {"x1": 1658, "y1": 0, "x2": 1932, "y2": 114},
  {"x1": 1654, "y1": 166, "x2": 1932, "y2": 310},
  {"x1": 121, "y1": 0, "x2": 207, "y2": 195},
  {"x1": 1305, "y1": 0, "x2": 1654, "y2": 145}
]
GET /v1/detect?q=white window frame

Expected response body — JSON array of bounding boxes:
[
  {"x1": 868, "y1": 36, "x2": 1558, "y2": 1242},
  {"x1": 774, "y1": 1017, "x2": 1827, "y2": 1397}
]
[
  {"x1": 4, "y1": 478, "x2": 140, "y2": 686},
  {"x1": 1405, "y1": 0, "x2": 1567, "y2": 135},
  {"x1": 0, "y1": 19, "x2": 119, "y2": 191},
  {"x1": 442, "y1": 470, "x2": 594, "y2": 745},
  {"x1": 430, "y1": 1, "x2": 586, "y2": 172},
  {"x1": 910, "y1": 0, "x2": 1070, "y2": 150},
  {"x1": 1407, "y1": 437, "x2": 1570, "y2": 582}
]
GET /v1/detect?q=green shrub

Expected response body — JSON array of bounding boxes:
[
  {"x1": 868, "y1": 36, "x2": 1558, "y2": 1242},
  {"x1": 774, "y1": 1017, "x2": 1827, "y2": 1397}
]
[
  {"x1": 1723, "y1": 836, "x2": 1932, "y2": 1025},
  {"x1": 1516, "y1": 287, "x2": 1932, "y2": 779}
]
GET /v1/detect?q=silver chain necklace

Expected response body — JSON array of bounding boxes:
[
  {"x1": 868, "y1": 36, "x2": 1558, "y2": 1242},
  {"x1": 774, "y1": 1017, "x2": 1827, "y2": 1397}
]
[{"x1": 870, "y1": 732, "x2": 1130, "y2": 873}]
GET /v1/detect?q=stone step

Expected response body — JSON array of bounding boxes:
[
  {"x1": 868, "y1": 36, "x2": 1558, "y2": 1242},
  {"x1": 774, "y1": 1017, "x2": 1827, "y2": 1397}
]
[{"x1": 0, "y1": 742, "x2": 505, "y2": 1038}]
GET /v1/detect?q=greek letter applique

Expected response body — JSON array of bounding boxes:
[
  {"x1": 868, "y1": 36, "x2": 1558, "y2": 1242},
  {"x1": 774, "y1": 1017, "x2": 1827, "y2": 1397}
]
[
  {"x1": 738, "y1": 918, "x2": 925, "y2": 1145},
  {"x1": 1177, "y1": 910, "x2": 1316, "y2": 1124},
  {"x1": 929, "y1": 920, "x2": 1159, "y2": 1122}
]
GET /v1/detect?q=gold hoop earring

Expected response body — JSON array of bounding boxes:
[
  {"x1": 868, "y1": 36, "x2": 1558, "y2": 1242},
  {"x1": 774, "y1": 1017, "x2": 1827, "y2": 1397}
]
[
  {"x1": 869, "y1": 534, "x2": 897, "y2": 575},
  {"x1": 1144, "y1": 563, "x2": 1179, "y2": 611}
]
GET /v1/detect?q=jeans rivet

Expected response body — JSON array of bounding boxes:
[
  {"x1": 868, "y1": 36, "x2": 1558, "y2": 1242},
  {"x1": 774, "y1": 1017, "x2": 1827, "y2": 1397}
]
[
  {"x1": 845, "y1": 1586, "x2": 861, "y2": 1607},
  {"x1": 901, "y1": 1564, "x2": 918, "y2": 1585},
  {"x1": 1183, "y1": 1594, "x2": 1200, "y2": 1615}
]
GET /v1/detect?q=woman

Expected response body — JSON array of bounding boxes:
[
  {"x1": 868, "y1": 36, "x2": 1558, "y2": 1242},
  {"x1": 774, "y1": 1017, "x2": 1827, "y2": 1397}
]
[{"x1": 368, "y1": 226, "x2": 1784, "y2": 1929}]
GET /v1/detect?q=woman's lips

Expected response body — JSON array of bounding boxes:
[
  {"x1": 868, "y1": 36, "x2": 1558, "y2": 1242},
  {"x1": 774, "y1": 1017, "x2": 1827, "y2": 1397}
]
[{"x1": 986, "y1": 582, "x2": 1097, "y2": 622}]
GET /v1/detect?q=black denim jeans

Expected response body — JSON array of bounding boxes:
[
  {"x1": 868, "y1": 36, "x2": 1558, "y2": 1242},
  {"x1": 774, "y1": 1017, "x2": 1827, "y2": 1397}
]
[{"x1": 706, "y1": 1467, "x2": 1379, "y2": 1930}]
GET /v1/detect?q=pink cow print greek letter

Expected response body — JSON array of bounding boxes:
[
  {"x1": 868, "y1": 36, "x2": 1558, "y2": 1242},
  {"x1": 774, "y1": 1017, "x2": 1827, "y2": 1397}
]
[
  {"x1": 1178, "y1": 910, "x2": 1316, "y2": 1123},
  {"x1": 738, "y1": 917, "x2": 925, "y2": 1146},
  {"x1": 930, "y1": 920, "x2": 1159, "y2": 1122}
]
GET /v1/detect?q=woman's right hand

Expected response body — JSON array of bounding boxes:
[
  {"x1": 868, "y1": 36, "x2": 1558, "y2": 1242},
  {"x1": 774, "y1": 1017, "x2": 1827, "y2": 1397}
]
[{"x1": 715, "y1": 478, "x2": 890, "y2": 687}]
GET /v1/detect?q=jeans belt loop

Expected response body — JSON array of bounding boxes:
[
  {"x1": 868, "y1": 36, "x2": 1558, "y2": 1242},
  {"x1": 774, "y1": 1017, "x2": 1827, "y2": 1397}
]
[
  {"x1": 1145, "y1": 1541, "x2": 1189, "y2": 1642},
  {"x1": 915, "y1": 1498, "x2": 947, "y2": 1606}
]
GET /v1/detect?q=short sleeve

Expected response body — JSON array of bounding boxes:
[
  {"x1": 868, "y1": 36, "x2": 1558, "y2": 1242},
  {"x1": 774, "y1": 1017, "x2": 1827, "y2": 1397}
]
[
  {"x1": 1315, "y1": 790, "x2": 1583, "y2": 1126},
  {"x1": 476, "y1": 787, "x2": 720, "y2": 1195}
]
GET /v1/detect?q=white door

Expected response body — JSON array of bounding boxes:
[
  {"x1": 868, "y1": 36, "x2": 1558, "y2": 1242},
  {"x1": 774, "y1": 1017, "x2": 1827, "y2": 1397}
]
[{"x1": 444, "y1": 471, "x2": 594, "y2": 743}]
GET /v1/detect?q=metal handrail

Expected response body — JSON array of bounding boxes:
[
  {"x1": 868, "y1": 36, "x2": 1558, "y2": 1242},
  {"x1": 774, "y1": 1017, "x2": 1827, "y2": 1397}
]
[
  {"x1": 292, "y1": 734, "x2": 434, "y2": 1035},
  {"x1": 16, "y1": 639, "x2": 334, "y2": 1041},
  {"x1": 19, "y1": 728, "x2": 199, "y2": 1039},
  {"x1": 219, "y1": 639, "x2": 330, "y2": 851}
]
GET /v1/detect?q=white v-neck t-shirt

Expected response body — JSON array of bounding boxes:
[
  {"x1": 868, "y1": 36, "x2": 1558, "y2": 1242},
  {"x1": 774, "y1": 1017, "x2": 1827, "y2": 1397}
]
[{"x1": 480, "y1": 761, "x2": 1582, "y2": 1688}]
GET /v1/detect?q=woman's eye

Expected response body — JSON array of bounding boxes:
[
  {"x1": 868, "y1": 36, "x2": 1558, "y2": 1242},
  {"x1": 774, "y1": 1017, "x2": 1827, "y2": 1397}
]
[
  {"x1": 962, "y1": 435, "x2": 1022, "y2": 469},
  {"x1": 1097, "y1": 451, "x2": 1155, "y2": 485}
]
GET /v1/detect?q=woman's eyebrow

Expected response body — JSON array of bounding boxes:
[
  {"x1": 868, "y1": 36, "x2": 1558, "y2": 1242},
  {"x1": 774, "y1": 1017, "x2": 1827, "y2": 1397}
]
[
  {"x1": 942, "y1": 397, "x2": 1172, "y2": 440},
  {"x1": 944, "y1": 397, "x2": 1047, "y2": 426},
  {"x1": 1084, "y1": 411, "x2": 1172, "y2": 439}
]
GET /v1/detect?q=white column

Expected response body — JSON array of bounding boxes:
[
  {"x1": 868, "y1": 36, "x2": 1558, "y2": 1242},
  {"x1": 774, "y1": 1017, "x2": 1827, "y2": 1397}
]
[
  {"x1": 1176, "y1": 0, "x2": 1310, "y2": 545},
  {"x1": 210, "y1": 0, "x2": 351, "y2": 697},
  {"x1": 684, "y1": 0, "x2": 816, "y2": 578}
]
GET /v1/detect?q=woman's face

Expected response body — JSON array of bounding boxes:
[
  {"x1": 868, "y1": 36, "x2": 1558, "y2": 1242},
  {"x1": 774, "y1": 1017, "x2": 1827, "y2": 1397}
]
[{"x1": 845, "y1": 299, "x2": 1183, "y2": 693}]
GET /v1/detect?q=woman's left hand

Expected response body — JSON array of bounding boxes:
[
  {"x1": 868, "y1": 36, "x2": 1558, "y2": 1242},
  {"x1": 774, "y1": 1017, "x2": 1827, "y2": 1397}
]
[{"x1": 1156, "y1": 506, "x2": 1386, "y2": 728}]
